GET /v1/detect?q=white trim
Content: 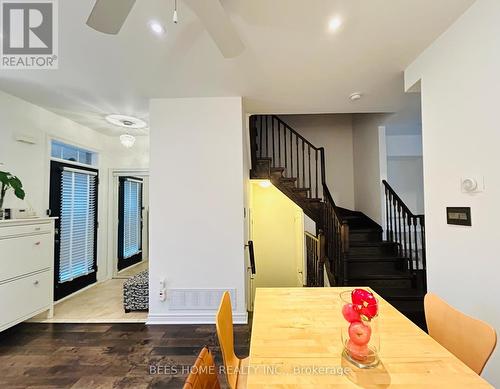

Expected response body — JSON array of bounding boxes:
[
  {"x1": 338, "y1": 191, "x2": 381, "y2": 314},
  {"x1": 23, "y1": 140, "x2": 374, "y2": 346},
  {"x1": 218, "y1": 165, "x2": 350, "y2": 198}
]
[
  {"x1": 29, "y1": 317, "x2": 147, "y2": 324},
  {"x1": 146, "y1": 311, "x2": 248, "y2": 325},
  {"x1": 62, "y1": 166, "x2": 98, "y2": 175},
  {"x1": 112, "y1": 169, "x2": 149, "y2": 177},
  {"x1": 245, "y1": 113, "x2": 253, "y2": 169}
]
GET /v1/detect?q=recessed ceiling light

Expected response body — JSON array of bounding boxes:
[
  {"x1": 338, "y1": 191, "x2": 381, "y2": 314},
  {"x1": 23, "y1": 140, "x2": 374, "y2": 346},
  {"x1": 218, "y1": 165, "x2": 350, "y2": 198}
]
[
  {"x1": 148, "y1": 20, "x2": 165, "y2": 36},
  {"x1": 259, "y1": 180, "x2": 272, "y2": 188},
  {"x1": 349, "y1": 92, "x2": 362, "y2": 101},
  {"x1": 328, "y1": 16, "x2": 343, "y2": 32},
  {"x1": 105, "y1": 114, "x2": 147, "y2": 129}
]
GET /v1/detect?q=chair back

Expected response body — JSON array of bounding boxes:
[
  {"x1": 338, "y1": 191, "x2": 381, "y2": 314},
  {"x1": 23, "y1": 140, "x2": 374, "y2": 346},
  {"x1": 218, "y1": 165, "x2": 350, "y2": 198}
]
[
  {"x1": 424, "y1": 293, "x2": 497, "y2": 375},
  {"x1": 216, "y1": 291, "x2": 240, "y2": 389},
  {"x1": 183, "y1": 347, "x2": 220, "y2": 389}
]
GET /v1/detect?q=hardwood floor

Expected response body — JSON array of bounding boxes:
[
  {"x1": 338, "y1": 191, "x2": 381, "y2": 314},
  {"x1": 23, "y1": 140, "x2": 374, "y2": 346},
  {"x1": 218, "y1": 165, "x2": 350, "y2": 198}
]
[{"x1": 0, "y1": 322, "x2": 251, "y2": 388}]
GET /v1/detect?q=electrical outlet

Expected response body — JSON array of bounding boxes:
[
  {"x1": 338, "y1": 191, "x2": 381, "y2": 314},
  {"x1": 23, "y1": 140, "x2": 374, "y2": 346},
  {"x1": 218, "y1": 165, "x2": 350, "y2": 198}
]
[{"x1": 159, "y1": 289, "x2": 166, "y2": 302}]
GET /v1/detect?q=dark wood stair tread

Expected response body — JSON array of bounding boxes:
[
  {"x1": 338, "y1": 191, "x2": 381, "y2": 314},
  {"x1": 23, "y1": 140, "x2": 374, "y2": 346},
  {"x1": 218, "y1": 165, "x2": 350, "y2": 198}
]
[
  {"x1": 305, "y1": 198, "x2": 322, "y2": 203},
  {"x1": 374, "y1": 288, "x2": 425, "y2": 300},
  {"x1": 279, "y1": 177, "x2": 297, "y2": 183},
  {"x1": 344, "y1": 256, "x2": 408, "y2": 263},
  {"x1": 349, "y1": 241, "x2": 398, "y2": 248},
  {"x1": 346, "y1": 273, "x2": 411, "y2": 280}
]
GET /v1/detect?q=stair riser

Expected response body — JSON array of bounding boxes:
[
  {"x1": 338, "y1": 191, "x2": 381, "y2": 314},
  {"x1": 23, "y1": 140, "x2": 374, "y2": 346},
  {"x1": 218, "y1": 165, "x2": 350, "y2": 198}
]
[
  {"x1": 345, "y1": 262, "x2": 408, "y2": 276},
  {"x1": 345, "y1": 279, "x2": 413, "y2": 289},
  {"x1": 348, "y1": 246, "x2": 399, "y2": 257},
  {"x1": 349, "y1": 232, "x2": 382, "y2": 242}
]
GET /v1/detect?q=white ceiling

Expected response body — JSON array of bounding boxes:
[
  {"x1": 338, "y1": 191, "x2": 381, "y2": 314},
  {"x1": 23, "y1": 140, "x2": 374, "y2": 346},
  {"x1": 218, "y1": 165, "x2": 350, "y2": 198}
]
[{"x1": 0, "y1": 0, "x2": 475, "y2": 136}]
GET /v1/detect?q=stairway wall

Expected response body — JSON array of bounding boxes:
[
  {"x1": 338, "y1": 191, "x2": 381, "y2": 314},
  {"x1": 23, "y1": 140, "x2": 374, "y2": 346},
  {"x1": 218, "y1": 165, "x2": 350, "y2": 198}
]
[
  {"x1": 278, "y1": 114, "x2": 355, "y2": 209},
  {"x1": 405, "y1": 0, "x2": 500, "y2": 384},
  {"x1": 250, "y1": 182, "x2": 305, "y2": 288},
  {"x1": 352, "y1": 114, "x2": 389, "y2": 225}
]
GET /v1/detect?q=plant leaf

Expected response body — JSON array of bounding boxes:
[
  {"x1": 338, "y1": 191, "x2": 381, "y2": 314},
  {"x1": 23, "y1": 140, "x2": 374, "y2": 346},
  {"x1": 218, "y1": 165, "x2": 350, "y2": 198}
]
[
  {"x1": 14, "y1": 187, "x2": 25, "y2": 200},
  {"x1": 0, "y1": 171, "x2": 10, "y2": 185}
]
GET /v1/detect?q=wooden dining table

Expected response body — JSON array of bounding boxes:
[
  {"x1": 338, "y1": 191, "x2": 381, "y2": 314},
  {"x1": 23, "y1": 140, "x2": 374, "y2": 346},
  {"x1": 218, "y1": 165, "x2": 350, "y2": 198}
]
[{"x1": 246, "y1": 287, "x2": 493, "y2": 388}]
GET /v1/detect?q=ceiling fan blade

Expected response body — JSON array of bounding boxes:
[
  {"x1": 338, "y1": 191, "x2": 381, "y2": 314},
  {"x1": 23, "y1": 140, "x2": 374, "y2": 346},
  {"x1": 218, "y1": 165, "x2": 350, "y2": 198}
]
[
  {"x1": 183, "y1": 0, "x2": 245, "y2": 58},
  {"x1": 86, "y1": 0, "x2": 136, "y2": 35}
]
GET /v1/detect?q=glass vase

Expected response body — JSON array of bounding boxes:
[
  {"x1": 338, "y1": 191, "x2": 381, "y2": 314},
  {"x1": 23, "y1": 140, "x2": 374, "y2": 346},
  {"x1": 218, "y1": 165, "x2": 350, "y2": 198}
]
[{"x1": 340, "y1": 290, "x2": 380, "y2": 368}]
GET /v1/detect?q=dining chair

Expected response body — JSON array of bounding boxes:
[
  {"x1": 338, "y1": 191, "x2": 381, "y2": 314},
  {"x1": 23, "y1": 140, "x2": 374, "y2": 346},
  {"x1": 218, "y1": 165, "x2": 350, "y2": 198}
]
[
  {"x1": 216, "y1": 291, "x2": 248, "y2": 389},
  {"x1": 424, "y1": 293, "x2": 497, "y2": 375},
  {"x1": 183, "y1": 347, "x2": 220, "y2": 389}
]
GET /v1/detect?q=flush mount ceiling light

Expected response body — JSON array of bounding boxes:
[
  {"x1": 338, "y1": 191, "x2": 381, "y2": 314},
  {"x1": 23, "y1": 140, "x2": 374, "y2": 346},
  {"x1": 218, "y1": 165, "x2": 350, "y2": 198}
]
[
  {"x1": 349, "y1": 92, "x2": 362, "y2": 101},
  {"x1": 105, "y1": 114, "x2": 147, "y2": 129},
  {"x1": 148, "y1": 20, "x2": 166, "y2": 36},
  {"x1": 328, "y1": 16, "x2": 343, "y2": 32},
  {"x1": 120, "y1": 134, "x2": 136, "y2": 148}
]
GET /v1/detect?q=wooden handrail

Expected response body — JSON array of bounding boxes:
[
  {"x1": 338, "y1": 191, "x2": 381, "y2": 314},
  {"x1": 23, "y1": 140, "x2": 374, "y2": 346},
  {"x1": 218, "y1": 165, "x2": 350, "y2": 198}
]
[
  {"x1": 382, "y1": 179, "x2": 427, "y2": 291},
  {"x1": 272, "y1": 115, "x2": 321, "y2": 151},
  {"x1": 382, "y1": 180, "x2": 423, "y2": 219}
]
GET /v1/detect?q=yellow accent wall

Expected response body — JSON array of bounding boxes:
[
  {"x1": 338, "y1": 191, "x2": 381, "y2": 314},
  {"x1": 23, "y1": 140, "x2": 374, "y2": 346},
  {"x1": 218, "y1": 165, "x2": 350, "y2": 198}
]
[{"x1": 250, "y1": 181, "x2": 304, "y2": 289}]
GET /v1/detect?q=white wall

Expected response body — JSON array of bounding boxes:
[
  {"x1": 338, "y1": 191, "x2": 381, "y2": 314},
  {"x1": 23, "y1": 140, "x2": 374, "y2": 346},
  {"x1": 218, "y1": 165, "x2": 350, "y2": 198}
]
[
  {"x1": 352, "y1": 114, "x2": 388, "y2": 224},
  {"x1": 405, "y1": 0, "x2": 500, "y2": 384},
  {"x1": 386, "y1": 135, "x2": 422, "y2": 157},
  {"x1": 279, "y1": 114, "x2": 355, "y2": 209},
  {"x1": 148, "y1": 97, "x2": 247, "y2": 324},
  {"x1": 387, "y1": 157, "x2": 425, "y2": 214},
  {"x1": 0, "y1": 90, "x2": 149, "y2": 282},
  {"x1": 386, "y1": 134, "x2": 425, "y2": 214}
]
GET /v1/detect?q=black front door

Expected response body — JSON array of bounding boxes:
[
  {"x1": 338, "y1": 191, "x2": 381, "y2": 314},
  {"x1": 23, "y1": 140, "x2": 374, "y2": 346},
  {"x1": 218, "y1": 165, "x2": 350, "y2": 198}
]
[
  {"x1": 50, "y1": 161, "x2": 98, "y2": 301},
  {"x1": 117, "y1": 177, "x2": 143, "y2": 271}
]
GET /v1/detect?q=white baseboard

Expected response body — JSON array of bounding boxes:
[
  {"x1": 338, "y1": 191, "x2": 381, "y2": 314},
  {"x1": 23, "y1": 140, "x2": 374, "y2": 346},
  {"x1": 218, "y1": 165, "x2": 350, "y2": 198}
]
[{"x1": 146, "y1": 311, "x2": 248, "y2": 325}]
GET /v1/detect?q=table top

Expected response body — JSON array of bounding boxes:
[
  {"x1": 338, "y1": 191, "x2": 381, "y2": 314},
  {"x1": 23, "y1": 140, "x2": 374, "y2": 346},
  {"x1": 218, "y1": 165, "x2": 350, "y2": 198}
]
[{"x1": 247, "y1": 287, "x2": 493, "y2": 388}]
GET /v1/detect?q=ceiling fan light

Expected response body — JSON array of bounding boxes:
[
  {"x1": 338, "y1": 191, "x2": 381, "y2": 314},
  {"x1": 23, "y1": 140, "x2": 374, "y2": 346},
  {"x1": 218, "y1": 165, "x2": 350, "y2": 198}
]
[{"x1": 120, "y1": 134, "x2": 136, "y2": 148}]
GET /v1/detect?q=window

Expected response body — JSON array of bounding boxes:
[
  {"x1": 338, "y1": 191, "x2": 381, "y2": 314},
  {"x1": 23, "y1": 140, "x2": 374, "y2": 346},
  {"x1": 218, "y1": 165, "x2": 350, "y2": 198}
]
[
  {"x1": 59, "y1": 167, "x2": 97, "y2": 283},
  {"x1": 51, "y1": 140, "x2": 97, "y2": 166}
]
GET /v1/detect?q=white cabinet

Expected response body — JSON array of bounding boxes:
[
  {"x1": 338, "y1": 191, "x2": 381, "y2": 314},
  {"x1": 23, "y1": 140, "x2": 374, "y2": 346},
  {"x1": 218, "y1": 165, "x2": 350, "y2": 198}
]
[{"x1": 0, "y1": 218, "x2": 55, "y2": 332}]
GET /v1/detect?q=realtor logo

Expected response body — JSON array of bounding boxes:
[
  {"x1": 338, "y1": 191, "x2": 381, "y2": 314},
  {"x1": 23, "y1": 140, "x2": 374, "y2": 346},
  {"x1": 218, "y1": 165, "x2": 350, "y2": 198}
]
[{"x1": 1, "y1": 0, "x2": 58, "y2": 69}]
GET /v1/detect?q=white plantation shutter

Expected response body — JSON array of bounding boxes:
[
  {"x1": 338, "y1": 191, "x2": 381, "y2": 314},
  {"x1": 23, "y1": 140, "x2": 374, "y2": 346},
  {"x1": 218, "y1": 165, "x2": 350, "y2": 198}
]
[
  {"x1": 59, "y1": 167, "x2": 97, "y2": 283},
  {"x1": 123, "y1": 179, "x2": 142, "y2": 259}
]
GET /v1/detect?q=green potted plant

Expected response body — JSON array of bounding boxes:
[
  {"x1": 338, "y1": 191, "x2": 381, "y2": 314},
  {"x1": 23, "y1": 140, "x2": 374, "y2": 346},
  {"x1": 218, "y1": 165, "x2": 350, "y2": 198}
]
[{"x1": 0, "y1": 171, "x2": 26, "y2": 220}]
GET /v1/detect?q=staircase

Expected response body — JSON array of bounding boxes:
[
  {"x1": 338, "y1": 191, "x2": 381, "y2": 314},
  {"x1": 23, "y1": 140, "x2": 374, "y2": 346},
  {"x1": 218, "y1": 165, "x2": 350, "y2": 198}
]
[{"x1": 250, "y1": 115, "x2": 427, "y2": 329}]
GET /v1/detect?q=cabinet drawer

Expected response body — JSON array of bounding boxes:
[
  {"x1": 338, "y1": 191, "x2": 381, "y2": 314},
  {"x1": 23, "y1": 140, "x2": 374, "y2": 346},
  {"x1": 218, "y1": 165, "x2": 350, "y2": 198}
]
[
  {"x1": 0, "y1": 270, "x2": 51, "y2": 330},
  {"x1": 0, "y1": 234, "x2": 53, "y2": 282},
  {"x1": 0, "y1": 222, "x2": 53, "y2": 239}
]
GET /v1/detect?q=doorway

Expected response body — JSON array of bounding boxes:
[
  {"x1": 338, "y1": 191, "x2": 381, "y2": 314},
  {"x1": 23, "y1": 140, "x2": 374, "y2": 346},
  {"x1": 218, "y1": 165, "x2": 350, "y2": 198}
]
[
  {"x1": 49, "y1": 160, "x2": 98, "y2": 301},
  {"x1": 117, "y1": 177, "x2": 143, "y2": 271},
  {"x1": 109, "y1": 169, "x2": 149, "y2": 279}
]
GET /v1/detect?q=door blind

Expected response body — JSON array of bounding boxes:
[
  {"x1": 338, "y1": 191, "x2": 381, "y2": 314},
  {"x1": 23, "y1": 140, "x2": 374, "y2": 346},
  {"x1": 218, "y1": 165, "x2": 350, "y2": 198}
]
[
  {"x1": 123, "y1": 179, "x2": 142, "y2": 259},
  {"x1": 59, "y1": 167, "x2": 97, "y2": 283}
]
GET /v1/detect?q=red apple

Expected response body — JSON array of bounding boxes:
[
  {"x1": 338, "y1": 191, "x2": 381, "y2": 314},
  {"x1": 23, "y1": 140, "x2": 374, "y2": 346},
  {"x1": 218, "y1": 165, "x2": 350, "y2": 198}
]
[
  {"x1": 351, "y1": 288, "x2": 378, "y2": 320},
  {"x1": 346, "y1": 340, "x2": 369, "y2": 361},
  {"x1": 348, "y1": 321, "x2": 372, "y2": 346},
  {"x1": 342, "y1": 303, "x2": 361, "y2": 323}
]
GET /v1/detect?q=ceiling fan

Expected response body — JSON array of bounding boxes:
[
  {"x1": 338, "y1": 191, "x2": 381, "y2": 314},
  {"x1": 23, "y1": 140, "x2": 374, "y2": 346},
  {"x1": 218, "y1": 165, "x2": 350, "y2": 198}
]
[{"x1": 86, "y1": 0, "x2": 245, "y2": 58}]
